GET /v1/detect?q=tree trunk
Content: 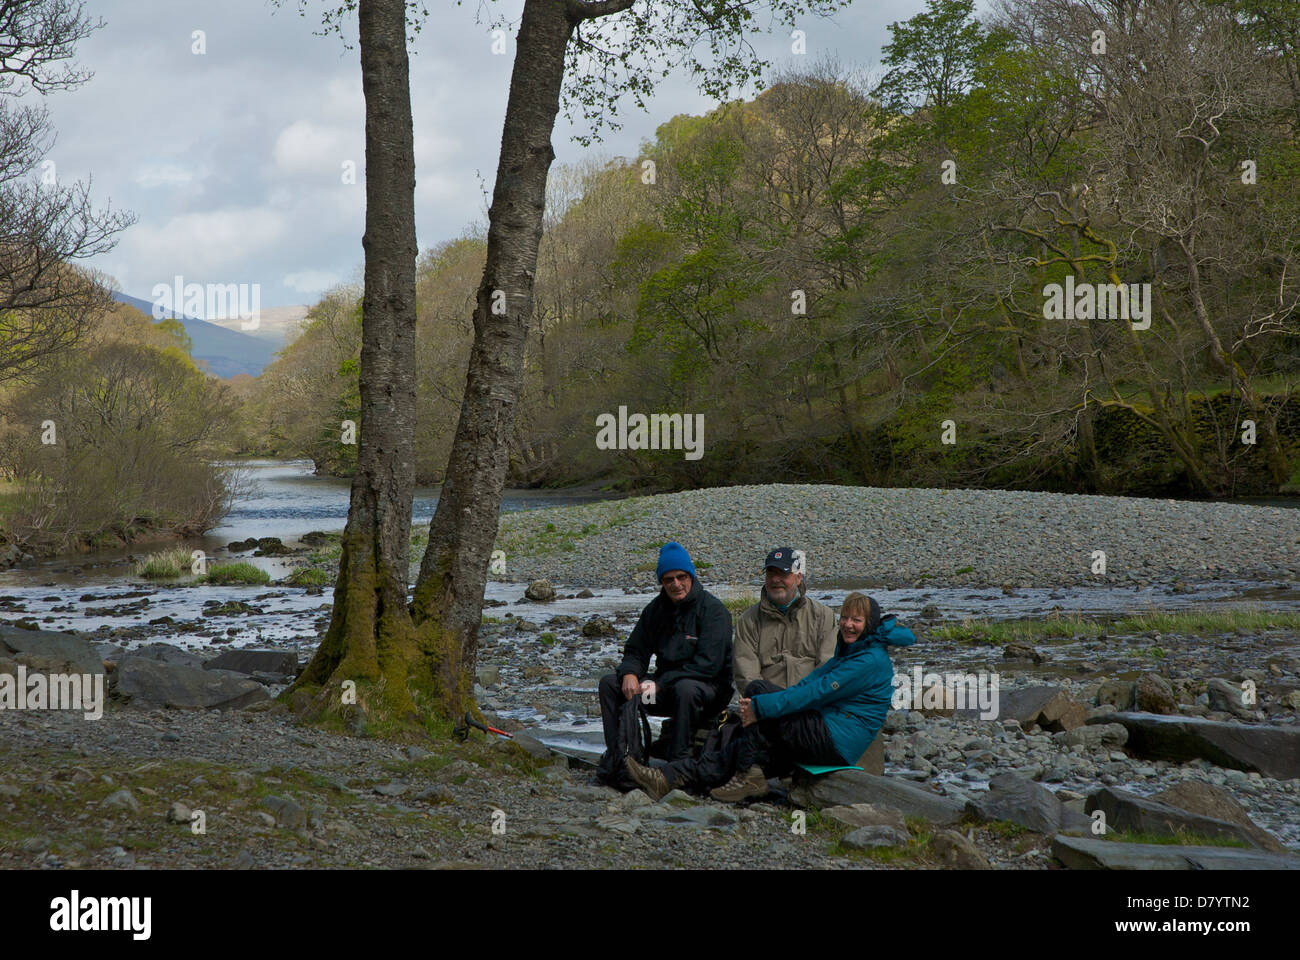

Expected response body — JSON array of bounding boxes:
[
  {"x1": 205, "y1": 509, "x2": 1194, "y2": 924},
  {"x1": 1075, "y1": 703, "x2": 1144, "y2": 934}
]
[
  {"x1": 411, "y1": 0, "x2": 575, "y2": 717},
  {"x1": 290, "y1": 0, "x2": 421, "y2": 731}
]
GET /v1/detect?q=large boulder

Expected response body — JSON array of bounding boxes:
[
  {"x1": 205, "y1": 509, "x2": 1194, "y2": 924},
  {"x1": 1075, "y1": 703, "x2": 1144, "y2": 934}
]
[
  {"x1": 964, "y1": 772, "x2": 1090, "y2": 835},
  {"x1": 204, "y1": 649, "x2": 299, "y2": 677},
  {"x1": 0, "y1": 625, "x2": 102, "y2": 677},
  {"x1": 1051, "y1": 834, "x2": 1300, "y2": 870},
  {"x1": 999, "y1": 686, "x2": 1087, "y2": 732},
  {"x1": 1152, "y1": 781, "x2": 1288, "y2": 854},
  {"x1": 789, "y1": 770, "x2": 964, "y2": 824},
  {"x1": 524, "y1": 580, "x2": 556, "y2": 603},
  {"x1": 115, "y1": 657, "x2": 269, "y2": 710},
  {"x1": 1086, "y1": 786, "x2": 1272, "y2": 849},
  {"x1": 1100, "y1": 712, "x2": 1300, "y2": 779}
]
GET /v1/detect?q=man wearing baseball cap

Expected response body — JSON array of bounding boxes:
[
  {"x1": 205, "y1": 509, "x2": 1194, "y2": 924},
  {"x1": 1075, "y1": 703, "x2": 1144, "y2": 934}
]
[{"x1": 732, "y1": 546, "x2": 838, "y2": 694}]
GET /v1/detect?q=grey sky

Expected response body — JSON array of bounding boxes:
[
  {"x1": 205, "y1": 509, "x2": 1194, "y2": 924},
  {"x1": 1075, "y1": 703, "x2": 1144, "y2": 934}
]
[{"x1": 44, "y1": 0, "x2": 930, "y2": 311}]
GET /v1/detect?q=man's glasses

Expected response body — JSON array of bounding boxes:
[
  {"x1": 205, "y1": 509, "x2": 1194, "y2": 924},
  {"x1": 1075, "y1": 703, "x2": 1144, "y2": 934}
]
[{"x1": 661, "y1": 573, "x2": 691, "y2": 585}]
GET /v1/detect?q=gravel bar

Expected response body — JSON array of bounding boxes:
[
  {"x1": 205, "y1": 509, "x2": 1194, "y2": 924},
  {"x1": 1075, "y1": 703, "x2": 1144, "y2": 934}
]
[{"x1": 494, "y1": 484, "x2": 1300, "y2": 589}]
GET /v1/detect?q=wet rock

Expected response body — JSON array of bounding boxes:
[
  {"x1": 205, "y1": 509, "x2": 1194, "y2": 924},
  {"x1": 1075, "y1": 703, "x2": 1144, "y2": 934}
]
[
  {"x1": 204, "y1": 649, "x2": 298, "y2": 677},
  {"x1": 1281, "y1": 691, "x2": 1300, "y2": 710},
  {"x1": 115, "y1": 657, "x2": 270, "y2": 710},
  {"x1": 1104, "y1": 712, "x2": 1300, "y2": 779},
  {"x1": 524, "y1": 580, "x2": 556, "y2": 603},
  {"x1": 931, "y1": 830, "x2": 992, "y2": 869},
  {"x1": 918, "y1": 604, "x2": 940, "y2": 619},
  {"x1": 842, "y1": 824, "x2": 908, "y2": 849},
  {"x1": 1134, "y1": 674, "x2": 1178, "y2": 715},
  {"x1": 576, "y1": 589, "x2": 595, "y2": 599},
  {"x1": 475, "y1": 665, "x2": 500, "y2": 686},
  {"x1": 789, "y1": 770, "x2": 964, "y2": 825},
  {"x1": 1003, "y1": 643, "x2": 1043, "y2": 664},
  {"x1": 1051, "y1": 834, "x2": 1300, "y2": 870},
  {"x1": 581, "y1": 617, "x2": 616, "y2": 638}
]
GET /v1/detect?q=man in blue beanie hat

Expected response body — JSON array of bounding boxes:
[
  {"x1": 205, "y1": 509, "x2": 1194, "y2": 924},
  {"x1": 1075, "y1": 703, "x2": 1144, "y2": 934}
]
[{"x1": 596, "y1": 541, "x2": 734, "y2": 770}]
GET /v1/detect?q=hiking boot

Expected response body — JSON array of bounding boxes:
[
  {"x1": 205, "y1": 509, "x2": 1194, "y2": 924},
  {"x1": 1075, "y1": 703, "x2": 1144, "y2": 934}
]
[
  {"x1": 625, "y1": 757, "x2": 671, "y2": 801},
  {"x1": 710, "y1": 766, "x2": 768, "y2": 803}
]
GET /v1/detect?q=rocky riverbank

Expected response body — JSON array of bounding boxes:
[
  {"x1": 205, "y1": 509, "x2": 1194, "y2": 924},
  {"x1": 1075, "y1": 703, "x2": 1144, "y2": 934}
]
[
  {"x1": 2, "y1": 592, "x2": 1299, "y2": 869},
  {"x1": 492, "y1": 484, "x2": 1300, "y2": 589}
]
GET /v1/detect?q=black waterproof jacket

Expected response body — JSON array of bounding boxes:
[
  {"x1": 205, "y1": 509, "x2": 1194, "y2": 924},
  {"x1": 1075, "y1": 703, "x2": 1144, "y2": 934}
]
[{"x1": 617, "y1": 577, "x2": 734, "y2": 692}]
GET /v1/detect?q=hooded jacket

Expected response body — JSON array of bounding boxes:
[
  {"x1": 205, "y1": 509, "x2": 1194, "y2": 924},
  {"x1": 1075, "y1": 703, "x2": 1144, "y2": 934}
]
[
  {"x1": 617, "y1": 576, "x2": 734, "y2": 692},
  {"x1": 750, "y1": 613, "x2": 916, "y2": 765},
  {"x1": 733, "y1": 587, "x2": 838, "y2": 691}
]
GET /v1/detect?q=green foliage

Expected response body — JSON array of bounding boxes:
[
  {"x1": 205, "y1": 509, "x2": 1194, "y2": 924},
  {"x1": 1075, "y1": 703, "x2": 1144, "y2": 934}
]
[{"x1": 200, "y1": 562, "x2": 272, "y2": 585}]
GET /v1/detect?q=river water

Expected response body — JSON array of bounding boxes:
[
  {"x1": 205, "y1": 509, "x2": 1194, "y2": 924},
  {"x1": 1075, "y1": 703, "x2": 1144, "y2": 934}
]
[{"x1": 1, "y1": 458, "x2": 1297, "y2": 654}]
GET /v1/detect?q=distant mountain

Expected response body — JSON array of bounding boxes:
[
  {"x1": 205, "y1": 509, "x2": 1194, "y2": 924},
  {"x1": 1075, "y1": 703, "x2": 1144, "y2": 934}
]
[
  {"x1": 111, "y1": 291, "x2": 280, "y2": 378},
  {"x1": 203, "y1": 304, "x2": 309, "y2": 352}
]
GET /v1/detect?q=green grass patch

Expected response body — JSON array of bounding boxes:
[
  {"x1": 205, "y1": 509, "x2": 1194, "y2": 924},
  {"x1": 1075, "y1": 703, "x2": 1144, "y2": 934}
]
[
  {"x1": 199, "y1": 562, "x2": 271, "y2": 585},
  {"x1": 930, "y1": 609, "x2": 1300, "y2": 645},
  {"x1": 953, "y1": 565, "x2": 975, "y2": 576},
  {"x1": 286, "y1": 567, "x2": 331, "y2": 587},
  {"x1": 134, "y1": 546, "x2": 194, "y2": 579},
  {"x1": 539, "y1": 632, "x2": 557, "y2": 646},
  {"x1": 496, "y1": 504, "x2": 645, "y2": 558}
]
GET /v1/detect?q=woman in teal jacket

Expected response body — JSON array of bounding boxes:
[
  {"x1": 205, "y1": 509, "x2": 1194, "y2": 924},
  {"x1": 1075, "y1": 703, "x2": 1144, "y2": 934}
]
[{"x1": 627, "y1": 592, "x2": 916, "y2": 803}]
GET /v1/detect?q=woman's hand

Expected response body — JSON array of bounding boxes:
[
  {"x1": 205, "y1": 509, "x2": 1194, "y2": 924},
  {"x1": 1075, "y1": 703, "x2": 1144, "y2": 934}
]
[{"x1": 739, "y1": 698, "x2": 756, "y2": 726}]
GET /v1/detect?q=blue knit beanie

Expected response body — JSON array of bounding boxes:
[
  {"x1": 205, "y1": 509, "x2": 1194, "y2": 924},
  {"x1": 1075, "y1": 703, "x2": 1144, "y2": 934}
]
[{"x1": 656, "y1": 541, "x2": 697, "y2": 583}]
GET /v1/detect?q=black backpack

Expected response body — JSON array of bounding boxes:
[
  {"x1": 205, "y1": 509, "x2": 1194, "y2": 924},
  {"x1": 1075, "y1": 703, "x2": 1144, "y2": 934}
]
[{"x1": 595, "y1": 696, "x2": 654, "y2": 791}]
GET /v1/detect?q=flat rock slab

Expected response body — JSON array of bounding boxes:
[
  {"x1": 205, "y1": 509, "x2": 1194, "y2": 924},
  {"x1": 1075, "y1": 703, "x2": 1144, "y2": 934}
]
[
  {"x1": 204, "y1": 649, "x2": 298, "y2": 677},
  {"x1": 1051, "y1": 834, "x2": 1300, "y2": 870},
  {"x1": 824, "y1": 803, "x2": 907, "y2": 832},
  {"x1": 1088, "y1": 786, "x2": 1275, "y2": 849},
  {"x1": 790, "y1": 770, "x2": 964, "y2": 824},
  {"x1": 0, "y1": 626, "x2": 103, "y2": 677},
  {"x1": 115, "y1": 657, "x2": 269, "y2": 710},
  {"x1": 1100, "y1": 712, "x2": 1300, "y2": 779}
]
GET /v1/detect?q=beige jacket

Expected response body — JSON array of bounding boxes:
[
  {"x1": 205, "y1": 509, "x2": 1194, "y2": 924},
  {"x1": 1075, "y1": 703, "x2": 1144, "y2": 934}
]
[{"x1": 733, "y1": 588, "x2": 839, "y2": 691}]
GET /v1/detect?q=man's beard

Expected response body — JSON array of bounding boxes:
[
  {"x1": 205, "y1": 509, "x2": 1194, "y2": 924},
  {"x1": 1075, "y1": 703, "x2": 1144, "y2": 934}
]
[{"x1": 768, "y1": 582, "x2": 798, "y2": 605}]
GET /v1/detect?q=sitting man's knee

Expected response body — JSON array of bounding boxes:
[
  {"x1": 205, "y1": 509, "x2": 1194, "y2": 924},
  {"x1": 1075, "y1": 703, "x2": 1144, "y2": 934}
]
[
  {"x1": 598, "y1": 673, "x2": 621, "y2": 694},
  {"x1": 744, "y1": 679, "x2": 771, "y2": 698},
  {"x1": 674, "y1": 679, "x2": 710, "y2": 705}
]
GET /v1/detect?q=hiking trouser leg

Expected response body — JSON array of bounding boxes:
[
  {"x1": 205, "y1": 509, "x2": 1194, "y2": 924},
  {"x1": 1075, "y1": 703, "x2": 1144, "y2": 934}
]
[
  {"x1": 598, "y1": 673, "x2": 625, "y2": 755},
  {"x1": 659, "y1": 677, "x2": 717, "y2": 761}
]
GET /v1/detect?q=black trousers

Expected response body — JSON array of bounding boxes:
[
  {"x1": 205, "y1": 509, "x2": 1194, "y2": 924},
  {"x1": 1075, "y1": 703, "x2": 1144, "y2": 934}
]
[
  {"x1": 598, "y1": 673, "x2": 728, "y2": 762},
  {"x1": 663, "y1": 679, "x2": 845, "y2": 791}
]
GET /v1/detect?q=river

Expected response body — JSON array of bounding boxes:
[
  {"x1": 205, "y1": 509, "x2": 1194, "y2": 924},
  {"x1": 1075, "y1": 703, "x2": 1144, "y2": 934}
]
[{"x1": 1, "y1": 458, "x2": 1297, "y2": 656}]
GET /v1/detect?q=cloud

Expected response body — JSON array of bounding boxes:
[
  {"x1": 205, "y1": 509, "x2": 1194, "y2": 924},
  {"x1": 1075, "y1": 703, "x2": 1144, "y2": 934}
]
[{"x1": 284, "y1": 269, "x2": 339, "y2": 294}]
